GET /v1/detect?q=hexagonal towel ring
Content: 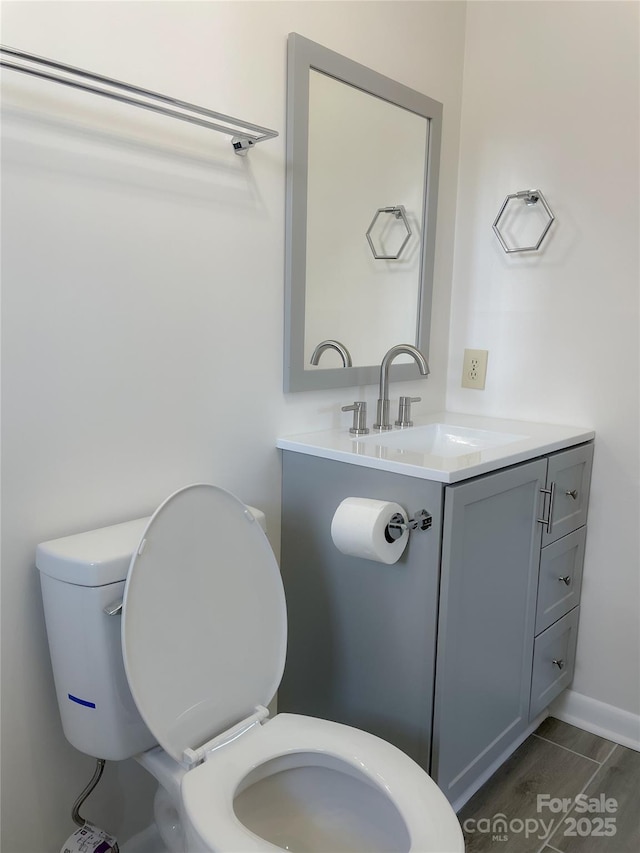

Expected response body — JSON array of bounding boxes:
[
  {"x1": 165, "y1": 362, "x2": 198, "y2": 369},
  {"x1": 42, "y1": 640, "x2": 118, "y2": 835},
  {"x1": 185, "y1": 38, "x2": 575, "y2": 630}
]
[
  {"x1": 366, "y1": 205, "x2": 412, "y2": 260},
  {"x1": 492, "y1": 189, "x2": 555, "y2": 254}
]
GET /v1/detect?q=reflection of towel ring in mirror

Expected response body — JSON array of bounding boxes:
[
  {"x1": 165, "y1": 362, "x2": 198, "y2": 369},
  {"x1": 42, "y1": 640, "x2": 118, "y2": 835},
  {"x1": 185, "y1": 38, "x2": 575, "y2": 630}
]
[
  {"x1": 366, "y1": 205, "x2": 412, "y2": 260},
  {"x1": 492, "y1": 189, "x2": 555, "y2": 253}
]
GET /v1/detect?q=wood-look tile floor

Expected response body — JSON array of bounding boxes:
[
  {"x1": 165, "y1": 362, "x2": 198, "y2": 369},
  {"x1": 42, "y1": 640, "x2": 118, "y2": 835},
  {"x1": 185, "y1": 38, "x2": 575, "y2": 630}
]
[{"x1": 458, "y1": 718, "x2": 640, "y2": 853}]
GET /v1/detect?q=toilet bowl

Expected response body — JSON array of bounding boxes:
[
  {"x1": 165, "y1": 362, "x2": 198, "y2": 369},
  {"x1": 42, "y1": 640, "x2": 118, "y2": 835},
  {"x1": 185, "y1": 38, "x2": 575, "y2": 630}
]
[
  {"x1": 183, "y1": 713, "x2": 462, "y2": 852},
  {"x1": 36, "y1": 484, "x2": 463, "y2": 853}
]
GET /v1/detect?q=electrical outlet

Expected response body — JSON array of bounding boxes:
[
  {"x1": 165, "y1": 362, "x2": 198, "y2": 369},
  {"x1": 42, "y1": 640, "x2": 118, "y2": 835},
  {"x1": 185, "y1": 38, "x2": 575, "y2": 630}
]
[{"x1": 461, "y1": 349, "x2": 488, "y2": 390}]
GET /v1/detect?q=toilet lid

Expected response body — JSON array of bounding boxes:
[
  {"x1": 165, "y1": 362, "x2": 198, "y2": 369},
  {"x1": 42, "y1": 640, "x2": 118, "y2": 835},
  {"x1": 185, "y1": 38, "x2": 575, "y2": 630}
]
[{"x1": 121, "y1": 484, "x2": 287, "y2": 763}]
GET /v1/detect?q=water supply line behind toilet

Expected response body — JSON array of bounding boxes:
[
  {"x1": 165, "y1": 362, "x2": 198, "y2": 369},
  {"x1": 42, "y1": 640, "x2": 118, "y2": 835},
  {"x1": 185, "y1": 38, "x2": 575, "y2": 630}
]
[{"x1": 60, "y1": 759, "x2": 119, "y2": 853}]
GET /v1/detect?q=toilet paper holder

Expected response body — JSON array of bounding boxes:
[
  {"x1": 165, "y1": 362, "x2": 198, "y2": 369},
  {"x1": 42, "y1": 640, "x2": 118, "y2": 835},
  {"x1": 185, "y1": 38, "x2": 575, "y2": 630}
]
[{"x1": 386, "y1": 509, "x2": 432, "y2": 541}]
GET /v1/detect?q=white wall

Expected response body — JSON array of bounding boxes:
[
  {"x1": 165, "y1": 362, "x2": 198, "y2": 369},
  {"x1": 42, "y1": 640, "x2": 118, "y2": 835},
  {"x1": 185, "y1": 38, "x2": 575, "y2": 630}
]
[
  {"x1": 448, "y1": 1, "x2": 639, "y2": 722},
  {"x1": 0, "y1": 2, "x2": 466, "y2": 850}
]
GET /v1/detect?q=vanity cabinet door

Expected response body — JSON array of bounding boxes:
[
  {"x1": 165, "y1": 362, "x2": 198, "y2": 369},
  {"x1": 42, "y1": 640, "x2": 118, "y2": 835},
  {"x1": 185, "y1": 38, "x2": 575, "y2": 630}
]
[
  {"x1": 279, "y1": 451, "x2": 443, "y2": 771},
  {"x1": 542, "y1": 443, "x2": 593, "y2": 546},
  {"x1": 432, "y1": 458, "x2": 546, "y2": 806}
]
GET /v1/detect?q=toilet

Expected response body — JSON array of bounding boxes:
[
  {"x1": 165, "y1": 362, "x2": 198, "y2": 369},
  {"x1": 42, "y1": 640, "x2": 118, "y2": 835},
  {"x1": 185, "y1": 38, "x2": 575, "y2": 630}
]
[{"x1": 36, "y1": 483, "x2": 464, "y2": 853}]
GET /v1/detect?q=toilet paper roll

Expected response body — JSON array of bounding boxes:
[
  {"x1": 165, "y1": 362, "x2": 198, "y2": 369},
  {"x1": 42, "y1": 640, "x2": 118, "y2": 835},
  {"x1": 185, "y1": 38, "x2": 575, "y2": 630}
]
[{"x1": 330, "y1": 498, "x2": 409, "y2": 564}]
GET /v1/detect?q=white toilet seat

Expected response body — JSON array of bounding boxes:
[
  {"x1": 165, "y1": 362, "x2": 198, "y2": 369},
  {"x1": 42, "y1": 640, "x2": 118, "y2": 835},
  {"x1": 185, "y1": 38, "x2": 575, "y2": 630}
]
[
  {"x1": 181, "y1": 713, "x2": 464, "y2": 853},
  {"x1": 121, "y1": 484, "x2": 287, "y2": 764}
]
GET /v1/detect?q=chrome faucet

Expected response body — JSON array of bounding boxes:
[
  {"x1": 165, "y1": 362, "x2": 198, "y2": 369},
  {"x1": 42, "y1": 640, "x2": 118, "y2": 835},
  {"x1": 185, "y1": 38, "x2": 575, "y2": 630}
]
[
  {"x1": 309, "y1": 339, "x2": 353, "y2": 367},
  {"x1": 373, "y1": 344, "x2": 430, "y2": 430}
]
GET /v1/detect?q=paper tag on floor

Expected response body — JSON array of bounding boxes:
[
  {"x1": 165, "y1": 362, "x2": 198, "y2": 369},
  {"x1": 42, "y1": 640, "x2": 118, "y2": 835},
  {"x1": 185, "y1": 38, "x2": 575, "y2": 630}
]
[{"x1": 60, "y1": 823, "x2": 117, "y2": 853}]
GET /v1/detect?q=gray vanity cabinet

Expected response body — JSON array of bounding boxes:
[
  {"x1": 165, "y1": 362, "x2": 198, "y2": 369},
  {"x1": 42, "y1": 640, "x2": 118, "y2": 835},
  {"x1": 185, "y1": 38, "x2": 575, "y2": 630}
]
[
  {"x1": 431, "y1": 459, "x2": 546, "y2": 805},
  {"x1": 432, "y1": 442, "x2": 593, "y2": 803},
  {"x1": 279, "y1": 451, "x2": 443, "y2": 768},
  {"x1": 279, "y1": 440, "x2": 593, "y2": 807}
]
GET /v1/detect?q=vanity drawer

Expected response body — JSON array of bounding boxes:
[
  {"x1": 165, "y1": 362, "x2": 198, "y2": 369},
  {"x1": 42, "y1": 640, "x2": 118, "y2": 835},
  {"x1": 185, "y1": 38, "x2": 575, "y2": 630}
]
[
  {"x1": 536, "y1": 527, "x2": 586, "y2": 635},
  {"x1": 529, "y1": 607, "x2": 579, "y2": 721},
  {"x1": 543, "y1": 443, "x2": 593, "y2": 546}
]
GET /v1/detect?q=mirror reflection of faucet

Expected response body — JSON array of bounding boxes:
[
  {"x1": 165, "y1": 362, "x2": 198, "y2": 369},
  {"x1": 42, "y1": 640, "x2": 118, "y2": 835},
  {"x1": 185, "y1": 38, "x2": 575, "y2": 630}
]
[
  {"x1": 374, "y1": 345, "x2": 429, "y2": 430},
  {"x1": 310, "y1": 340, "x2": 352, "y2": 367}
]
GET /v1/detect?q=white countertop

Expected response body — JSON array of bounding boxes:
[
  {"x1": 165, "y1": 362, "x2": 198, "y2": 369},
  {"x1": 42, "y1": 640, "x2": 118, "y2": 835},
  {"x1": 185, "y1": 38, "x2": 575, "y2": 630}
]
[{"x1": 277, "y1": 411, "x2": 595, "y2": 483}]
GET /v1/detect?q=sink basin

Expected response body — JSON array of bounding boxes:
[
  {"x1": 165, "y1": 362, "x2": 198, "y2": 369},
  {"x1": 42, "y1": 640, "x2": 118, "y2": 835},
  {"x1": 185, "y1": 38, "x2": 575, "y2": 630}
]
[
  {"x1": 362, "y1": 423, "x2": 526, "y2": 457},
  {"x1": 277, "y1": 412, "x2": 594, "y2": 483}
]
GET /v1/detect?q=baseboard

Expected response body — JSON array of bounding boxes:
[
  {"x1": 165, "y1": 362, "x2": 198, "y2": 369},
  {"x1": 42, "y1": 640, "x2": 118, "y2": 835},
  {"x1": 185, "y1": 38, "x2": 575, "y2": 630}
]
[{"x1": 550, "y1": 689, "x2": 640, "y2": 752}]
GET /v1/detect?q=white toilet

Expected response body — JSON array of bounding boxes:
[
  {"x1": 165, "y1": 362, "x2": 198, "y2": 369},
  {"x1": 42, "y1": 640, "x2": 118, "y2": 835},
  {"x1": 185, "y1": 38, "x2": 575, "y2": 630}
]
[{"x1": 36, "y1": 483, "x2": 464, "y2": 853}]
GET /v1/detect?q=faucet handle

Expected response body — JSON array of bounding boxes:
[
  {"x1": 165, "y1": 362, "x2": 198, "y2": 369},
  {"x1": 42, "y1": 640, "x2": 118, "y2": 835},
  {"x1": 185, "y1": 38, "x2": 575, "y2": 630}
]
[
  {"x1": 342, "y1": 401, "x2": 369, "y2": 435},
  {"x1": 395, "y1": 396, "x2": 421, "y2": 428}
]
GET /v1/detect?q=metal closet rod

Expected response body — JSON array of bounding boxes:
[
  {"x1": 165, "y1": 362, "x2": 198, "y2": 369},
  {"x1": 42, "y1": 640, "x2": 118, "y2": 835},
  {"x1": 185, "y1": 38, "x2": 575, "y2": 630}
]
[{"x1": 0, "y1": 45, "x2": 278, "y2": 155}]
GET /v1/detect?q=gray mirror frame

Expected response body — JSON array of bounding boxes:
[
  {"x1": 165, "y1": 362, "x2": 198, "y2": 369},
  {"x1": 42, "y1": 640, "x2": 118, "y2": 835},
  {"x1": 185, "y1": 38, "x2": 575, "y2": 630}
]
[{"x1": 284, "y1": 33, "x2": 443, "y2": 392}]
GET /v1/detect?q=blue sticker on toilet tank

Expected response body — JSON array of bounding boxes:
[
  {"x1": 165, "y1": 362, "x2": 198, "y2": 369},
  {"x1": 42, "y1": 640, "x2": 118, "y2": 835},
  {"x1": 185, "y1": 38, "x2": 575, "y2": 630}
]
[{"x1": 68, "y1": 693, "x2": 96, "y2": 709}]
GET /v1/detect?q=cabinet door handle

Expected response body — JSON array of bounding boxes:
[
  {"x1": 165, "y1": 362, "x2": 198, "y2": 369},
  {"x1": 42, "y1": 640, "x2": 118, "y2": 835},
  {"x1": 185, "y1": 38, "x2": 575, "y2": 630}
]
[
  {"x1": 565, "y1": 489, "x2": 578, "y2": 500},
  {"x1": 538, "y1": 482, "x2": 556, "y2": 533},
  {"x1": 558, "y1": 575, "x2": 572, "y2": 585},
  {"x1": 552, "y1": 658, "x2": 565, "y2": 670}
]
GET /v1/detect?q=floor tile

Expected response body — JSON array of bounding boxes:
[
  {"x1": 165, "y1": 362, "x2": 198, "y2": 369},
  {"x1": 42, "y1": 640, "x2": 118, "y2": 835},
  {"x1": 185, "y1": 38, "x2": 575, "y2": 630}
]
[
  {"x1": 549, "y1": 746, "x2": 640, "y2": 853},
  {"x1": 459, "y1": 735, "x2": 598, "y2": 853},
  {"x1": 535, "y1": 718, "x2": 616, "y2": 763}
]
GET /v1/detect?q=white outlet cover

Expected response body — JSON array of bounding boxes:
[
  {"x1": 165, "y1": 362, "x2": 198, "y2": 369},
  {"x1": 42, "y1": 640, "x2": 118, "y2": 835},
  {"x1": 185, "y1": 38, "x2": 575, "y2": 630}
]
[{"x1": 462, "y1": 349, "x2": 488, "y2": 390}]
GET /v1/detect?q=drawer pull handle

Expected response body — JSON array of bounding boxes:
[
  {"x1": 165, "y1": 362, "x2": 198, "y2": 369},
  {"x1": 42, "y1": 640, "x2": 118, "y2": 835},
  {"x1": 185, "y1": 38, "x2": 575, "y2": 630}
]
[
  {"x1": 565, "y1": 489, "x2": 578, "y2": 500},
  {"x1": 552, "y1": 658, "x2": 565, "y2": 670},
  {"x1": 538, "y1": 482, "x2": 556, "y2": 533},
  {"x1": 558, "y1": 575, "x2": 572, "y2": 586}
]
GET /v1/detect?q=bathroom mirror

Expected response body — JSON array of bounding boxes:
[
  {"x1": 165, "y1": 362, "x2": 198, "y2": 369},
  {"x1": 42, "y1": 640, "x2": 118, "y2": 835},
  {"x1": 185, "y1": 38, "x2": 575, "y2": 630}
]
[{"x1": 284, "y1": 34, "x2": 442, "y2": 392}]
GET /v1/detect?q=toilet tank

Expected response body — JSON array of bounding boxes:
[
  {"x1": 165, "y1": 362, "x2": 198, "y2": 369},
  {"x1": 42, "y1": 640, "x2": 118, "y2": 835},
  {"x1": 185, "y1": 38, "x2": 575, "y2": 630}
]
[
  {"x1": 36, "y1": 506, "x2": 268, "y2": 762},
  {"x1": 37, "y1": 517, "x2": 157, "y2": 760}
]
